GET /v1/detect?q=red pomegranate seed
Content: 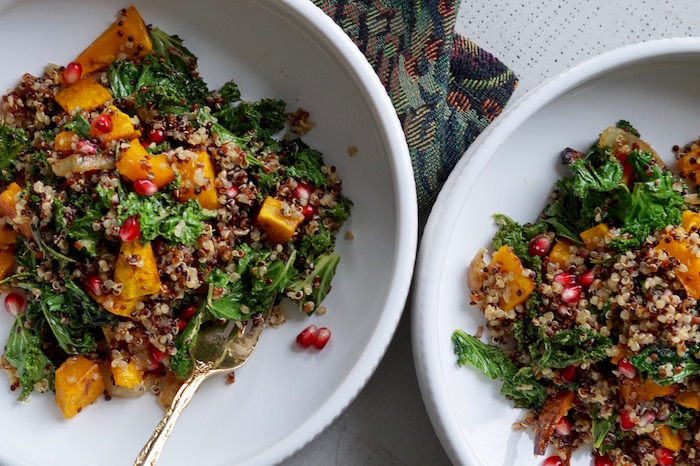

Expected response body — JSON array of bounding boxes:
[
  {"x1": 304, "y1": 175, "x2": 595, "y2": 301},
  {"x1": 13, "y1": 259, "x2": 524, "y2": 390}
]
[
  {"x1": 119, "y1": 216, "x2": 140, "y2": 242},
  {"x1": 617, "y1": 357, "x2": 637, "y2": 379},
  {"x1": 146, "y1": 127, "x2": 166, "y2": 145},
  {"x1": 528, "y1": 234, "x2": 552, "y2": 256},
  {"x1": 176, "y1": 318, "x2": 188, "y2": 332},
  {"x1": 4, "y1": 292, "x2": 26, "y2": 318},
  {"x1": 296, "y1": 325, "x2": 318, "y2": 348},
  {"x1": 91, "y1": 114, "x2": 113, "y2": 134},
  {"x1": 619, "y1": 410, "x2": 635, "y2": 431},
  {"x1": 594, "y1": 454, "x2": 614, "y2": 466},
  {"x1": 84, "y1": 274, "x2": 103, "y2": 297},
  {"x1": 314, "y1": 327, "x2": 331, "y2": 349},
  {"x1": 655, "y1": 447, "x2": 675, "y2": 466},
  {"x1": 180, "y1": 304, "x2": 197, "y2": 320},
  {"x1": 561, "y1": 284, "x2": 582, "y2": 304},
  {"x1": 580, "y1": 269, "x2": 595, "y2": 287},
  {"x1": 226, "y1": 186, "x2": 239, "y2": 198},
  {"x1": 148, "y1": 346, "x2": 165, "y2": 371},
  {"x1": 63, "y1": 61, "x2": 82, "y2": 84},
  {"x1": 294, "y1": 182, "x2": 313, "y2": 201},
  {"x1": 554, "y1": 416, "x2": 571, "y2": 436},
  {"x1": 639, "y1": 411, "x2": 656, "y2": 426},
  {"x1": 302, "y1": 204, "x2": 316, "y2": 219},
  {"x1": 133, "y1": 179, "x2": 158, "y2": 196},
  {"x1": 554, "y1": 272, "x2": 576, "y2": 286},
  {"x1": 560, "y1": 365, "x2": 578, "y2": 383},
  {"x1": 75, "y1": 140, "x2": 97, "y2": 155},
  {"x1": 542, "y1": 456, "x2": 563, "y2": 466}
]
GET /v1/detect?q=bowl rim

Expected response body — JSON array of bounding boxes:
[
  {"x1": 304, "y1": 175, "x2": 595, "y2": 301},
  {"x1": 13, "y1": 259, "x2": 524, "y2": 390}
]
[{"x1": 412, "y1": 36, "x2": 700, "y2": 466}]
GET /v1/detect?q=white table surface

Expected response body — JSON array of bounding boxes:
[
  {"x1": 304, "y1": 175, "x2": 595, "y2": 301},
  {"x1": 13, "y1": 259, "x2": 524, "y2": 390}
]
[{"x1": 284, "y1": 1, "x2": 700, "y2": 465}]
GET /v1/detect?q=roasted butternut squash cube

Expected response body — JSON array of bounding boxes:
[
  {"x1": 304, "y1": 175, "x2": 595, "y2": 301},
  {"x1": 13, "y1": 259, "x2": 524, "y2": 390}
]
[
  {"x1": 548, "y1": 239, "x2": 575, "y2": 269},
  {"x1": 116, "y1": 139, "x2": 175, "y2": 188},
  {"x1": 111, "y1": 361, "x2": 144, "y2": 390},
  {"x1": 54, "y1": 78, "x2": 112, "y2": 114},
  {"x1": 682, "y1": 210, "x2": 700, "y2": 232},
  {"x1": 55, "y1": 355, "x2": 105, "y2": 419},
  {"x1": 88, "y1": 289, "x2": 142, "y2": 318},
  {"x1": 173, "y1": 150, "x2": 220, "y2": 210},
  {"x1": 75, "y1": 6, "x2": 153, "y2": 75},
  {"x1": 655, "y1": 424, "x2": 683, "y2": 452},
  {"x1": 488, "y1": 245, "x2": 535, "y2": 311},
  {"x1": 0, "y1": 225, "x2": 17, "y2": 247},
  {"x1": 256, "y1": 196, "x2": 305, "y2": 244},
  {"x1": 114, "y1": 240, "x2": 162, "y2": 300},
  {"x1": 0, "y1": 182, "x2": 31, "y2": 238},
  {"x1": 619, "y1": 376, "x2": 678, "y2": 404},
  {"x1": 580, "y1": 223, "x2": 609, "y2": 251},
  {"x1": 0, "y1": 249, "x2": 16, "y2": 280},
  {"x1": 654, "y1": 233, "x2": 700, "y2": 299},
  {"x1": 53, "y1": 131, "x2": 77, "y2": 153},
  {"x1": 676, "y1": 390, "x2": 700, "y2": 410},
  {"x1": 90, "y1": 106, "x2": 141, "y2": 143}
]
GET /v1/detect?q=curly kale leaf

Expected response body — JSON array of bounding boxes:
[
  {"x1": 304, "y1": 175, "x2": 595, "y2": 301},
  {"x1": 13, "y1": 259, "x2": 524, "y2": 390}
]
[
  {"x1": 280, "y1": 138, "x2": 327, "y2": 188},
  {"x1": 533, "y1": 326, "x2": 612, "y2": 370},
  {"x1": 219, "y1": 80, "x2": 241, "y2": 104},
  {"x1": 666, "y1": 408, "x2": 695, "y2": 430},
  {"x1": 593, "y1": 408, "x2": 617, "y2": 453},
  {"x1": 616, "y1": 119, "x2": 640, "y2": 137},
  {"x1": 287, "y1": 252, "x2": 339, "y2": 313},
  {"x1": 170, "y1": 305, "x2": 204, "y2": 378},
  {"x1": 0, "y1": 124, "x2": 30, "y2": 181},
  {"x1": 4, "y1": 313, "x2": 55, "y2": 401},
  {"x1": 325, "y1": 195, "x2": 353, "y2": 225},
  {"x1": 65, "y1": 183, "x2": 114, "y2": 256},
  {"x1": 452, "y1": 330, "x2": 547, "y2": 410},
  {"x1": 630, "y1": 344, "x2": 700, "y2": 385},
  {"x1": 214, "y1": 98, "x2": 286, "y2": 141}
]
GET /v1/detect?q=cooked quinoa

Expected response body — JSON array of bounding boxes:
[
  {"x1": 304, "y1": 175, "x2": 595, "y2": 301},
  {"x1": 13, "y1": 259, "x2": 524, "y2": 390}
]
[{"x1": 456, "y1": 122, "x2": 700, "y2": 466}]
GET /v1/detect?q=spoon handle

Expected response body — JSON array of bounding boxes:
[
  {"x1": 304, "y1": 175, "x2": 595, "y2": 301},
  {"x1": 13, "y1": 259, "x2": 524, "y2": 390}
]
[{"x1": 134, "y1": 365, "x2": 208, "y2": 466}]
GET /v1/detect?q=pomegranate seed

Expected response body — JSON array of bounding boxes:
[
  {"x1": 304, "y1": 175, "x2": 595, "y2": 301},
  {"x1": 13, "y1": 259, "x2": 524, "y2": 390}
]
[
  {"x1": 176, "y1": 318, "x2": 188, "y2": 332},
  {"x1": 75, "y1": 140, "x2": 97, "y2": 155},
  {"x1": 655, "y1": 447, "x2": 675, "y2": 466},
  {"x1": 226, "y1": 186, "x2": 239, "y2": 198},
  {"x1": 119, "y1": 216, "x2": 140, "y2": 242},
  {"x1": 302, "y1": 204, "x2": 315, "y2": 219},
  {"x1": 146, "y1": 127, "x2": 166, "y2": 145},
  {"x1": 554, "y1": 416, "x2": 571, "y2": 436},
  {"x1": 148, "y1": 346, "x2": 165, "y2": 371},
  {"x1": 594, "y1": 454, "x2": 614, "y2": 466},
  {"x1": 91, "y1": 114, "x2": 113, "y2": 134},
  {"x1": 639, "y1": 411, "x2": 656, "y2": 426},
  {"x1": 314, "y1": 327, "x2": 331, "y2": 349},
  {"x1": 561, "y1": 284, "x2": 582, "y2": 304},
  {"x1": 296, "y1": 325, "x2": 318, "y2": 348},
  {"x1": 560, "y1": 365, "x2": 578, "y2": 383},
  {"x1": 133, "y1": 179, "x2": 158, "y2": 196},
  {"x1": 63, "y1": 61, "x2": 82, "y2": 84},
  {"x1": 4, "y1": 292, "x2": 26, "y2": 318},
  {"x1": 554, "y1": 272, "x2": 576, "y2": 286},
  {"x1": 294, "y1": 182, "x2": 313, "y2": 201},
  {"x1": 619, "y1": 410, "x2": 635, "y2": 431},
  {"x1": 528, "y1": 234, "x2": 552, "y2": 256},
  {"x1": 580, "y1": 269, "x2": 595, "y2": 287},
  {"x1": 180, "y1": 304, "x2": 197, "y2": 320},
  {"x1": 617, "y1": 357, "x2": 637, "y2": 379},
  {"x1": 542, "y1": 456, "x2": 562, "y2": 466},
  {"x1": 84, "y1": 274, "x2": 103, "y2": 297}
]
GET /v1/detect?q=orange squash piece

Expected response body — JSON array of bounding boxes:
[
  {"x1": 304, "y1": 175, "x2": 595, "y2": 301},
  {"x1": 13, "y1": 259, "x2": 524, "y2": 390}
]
[
  {"x1": 116, "y1": 139, "x2": 175, "y2": 188},
  {"x1": 54, "y1": 78, "x2": 112, "y2": 114},
  {"x1": 0, "y1": 249, "x2": 15, "y2": 280},
  {"x1": 75, "y1": 6, "x2": 153, "y2": 76},
  {"x1": 619, "y1": 376, "x2": 678, "y2": 404},
  {"x1": 54, "y1": 355, "x2": 106, "y2": 419},
  {"x1": 114, "y1": 240, "x2": 162, "y2": 300},
  {"x1": 0, "y1": 225, "x2": 17, "y2": 247},
  {"x1": 682, "y1": 210, "x2": 700, "y2": 232},
  {"x1": 677, "y1": 146, "x2": 700, "y2": 184},
  {"x1": 53, "y1": 131, "x2": 77, "y2": 153},
  {"x1": 580, "y1": 223, "x2": 609, "y2": 251},
  {"x1": 111, "y1": 361, "x2": 144, "y2": 390},
  {"x1": 173, "y1": 151, "x2": 220, "y2": 210},
  {"x1": 487, "y1": 245, "x2": 535, "y2": 311},
  {"x1": 256, "y1": 196, "x2": 305, "y2": 244},
  {"x1": 676, "y1": 390, "x2": 700, "y2": 410},
  {"x1": 654, "y1": 233, "x2": 700, "y2": 299},
  {"x1": 655, "y1": 424, "x2": 683, "y2": 452},
  {"x1": 88, "y1": 289, "x2": 142, "y2": 318},
  {"x1": 548, "y1": 238, "x2": 575, "y2": 269},
  {"x1": 90, "y1": 106, "x2": 142, "y2": 143},
  {"x1": 0, "y1": 182, "x2": 31, "y2": 238}
]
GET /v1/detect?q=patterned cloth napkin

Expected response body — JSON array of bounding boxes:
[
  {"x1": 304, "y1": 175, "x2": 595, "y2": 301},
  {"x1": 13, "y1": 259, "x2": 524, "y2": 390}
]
[{"x1": 312, "y1": 0, "x2": 518, "y2": 210}]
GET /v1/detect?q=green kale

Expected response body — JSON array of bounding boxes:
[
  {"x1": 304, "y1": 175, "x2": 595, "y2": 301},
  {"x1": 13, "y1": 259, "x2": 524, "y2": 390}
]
[
  {"x1": 0, "y1": 124, "x2": 30, "y2": 181},
  {"x1": 452, "y1": 330, "x2": 547, "y2": 410},
  {"x1": 630, "y1": 344, "x2": 700, "y2": 385},
  {"x1": 38, "y1": 287, "x2": 98, "y2": 355},
  {"x1": 593, "y1": 409, "x2": 617, "y2": 453},
  {"x1": 170, "y1": 304, "x2": 204, "y2": 378},
  {"x1": 666, "y1": 408, "x2": 695, "y2": 430},
  {"x1": 281, "y1": 139, "x2": 327, "y2": 188},
  {"x1": 149, "y1": 27, "x2": 199, "y2": 76},
  {"x1": 286, "y1": 252, "x2": 339, "y2": 314},
  {"x1": 3, "y1": 313, "x2": 54, "y2": 401},
  {"x1": 205, "y1": 268, "x2": 250, "y2": 321},
  {"x1": 219, "y1": 80, "x2": 241, "y2": 104},
  {"x1": 65, "y1": 183, "x2": 114, "y2": 256},
  {"x1": 568, "y1": 144, "x2": 624, "y2": 199},
  {"x1": 195, "y1": 107, "x2": 252, "y2": 150},
  {"x1": 214, "y1": 98, "x2": 287, "y2": 140},
  {"x1": 250, "y1": 250, "x2": 296, "y2": 311},
  {"x1": 543, "y1": 178, "x2": 586, "y2": 245},
  {"x1": 533, "y1": 326, "x2": 611, "y2": 370},
  {"x1": 325, "y1": 195, "x2": 353, "y2": 225},
  {"x1": 491, "y1": 214, "x2": 547, "y2": 282},
  {"x1": 64, "y1": 114, "x2": 92, "y2": 139},
  {"x1": 616, "y1": 119, "x2": 640, "y2": 137},
  {"x1": 299, "y1": 224, "x2": 335, "y2": 260}
]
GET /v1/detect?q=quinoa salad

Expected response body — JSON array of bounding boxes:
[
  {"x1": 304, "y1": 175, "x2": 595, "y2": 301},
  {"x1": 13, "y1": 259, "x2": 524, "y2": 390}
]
[
  {"x1": 0, "y1": 7, "x2": 351, "y2": 418},
  {"x1": 456, "y1": 121, "x2": 700, "y2": 466}
]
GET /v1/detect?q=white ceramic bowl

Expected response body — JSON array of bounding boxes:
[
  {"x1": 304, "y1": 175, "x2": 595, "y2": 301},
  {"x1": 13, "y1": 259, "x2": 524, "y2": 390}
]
[
  {"x1": 413, "y1": 38, "x2": 700, "y2": 466},
  {"x1": 0, "y1": 1, "x2": 417, "y2": 465}
]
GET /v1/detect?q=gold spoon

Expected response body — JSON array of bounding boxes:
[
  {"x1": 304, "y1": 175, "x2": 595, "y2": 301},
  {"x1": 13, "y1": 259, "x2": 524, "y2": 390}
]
[{"x1": 134, "y1": 315, "x2": 267, "y2": 466}]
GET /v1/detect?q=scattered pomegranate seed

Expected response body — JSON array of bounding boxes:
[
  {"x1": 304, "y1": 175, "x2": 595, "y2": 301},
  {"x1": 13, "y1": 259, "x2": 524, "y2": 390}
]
[
  {"x1": 617, "y1": 358, "x2": 637, "y2": 379},
  {"x1": 91, "y1": 114, "x2": 113, "y2": 134},
  {"x1": 294, "y1": 182, "x2": 313, "y2": 201},
  {"x1": 560, "y1": 365, "x2": 578, "y2": 383},
  {"x1": 639, "y1": 411, "x2": 656, "y2": 426},
  {"x1": 226, "y1": 186, "x2": 239, "y2": 198},
  {"x1": 148, "y1": 346, "x2": 165, "y2": 371},
  {"x1": 119, "y1": 216, "x2": 140, "y2": 242},
  {"x1": 180, "y1": 304, "x2": 197, "y2": 320},
  {"x1": 580, "y1": 269, "x2": 595, "y2": 287},
  {"x1": 561, "y1": 284, "x2": 582, "y2": 304},
  {"x1": 133, "y1": 179, "x2": 158, "y2": 196},
  {"x1": 655, "y1": 447, "x2": 675, "y2": 466},
  {"x1": 146, "y1": 127, "x2": 166, "y2": 145},
  {"x1": 542, "y1": 456, "x2": 563, "y2": 466},
  {"x1": 63, "y1": 61, "x2": 82, "y2": 84},
  {"x1": 554, "y1": 416, "x2": 571, "y2": 436},
  {"x1": 594, "y1": 454, "x2": 614, "y2": 466},
  {"x1": 619, "y1": 410, "x2": 635, "y2": 431},
  {"x1": 296, "y1": 325, "x2": 318, "y2": 348},
  {"x1": 4, "y1": 292, "x2": 26, "y2": 318},
  {"x1": 302, "y1": 204, "x2": 316, "y2": 219},
  {"x1": 314, "y1": 327, "x2": 331, "y2": 349},
  {"x1": 553, "y1": 272, "x2": 577, "y2": 286},
  {"x1": 528, "y1": 234, "x2": 552, "y2": 256},
  {"x1": 75, "y1": 140, "x2": 97, "y2": 155},
  {"x1": 84, "y1": 274, "x2": 103, "y2": 297},
  {"x1": 176, "y1": 318, "x2": 188, "y2": 332}
]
